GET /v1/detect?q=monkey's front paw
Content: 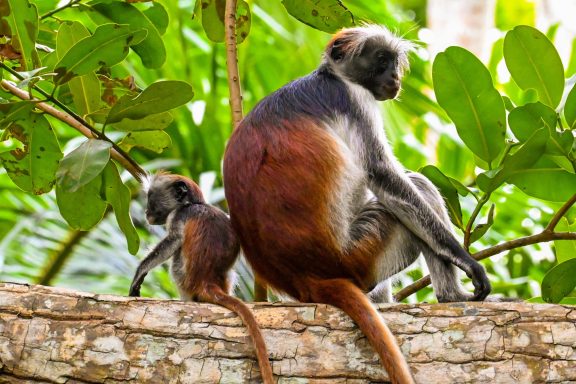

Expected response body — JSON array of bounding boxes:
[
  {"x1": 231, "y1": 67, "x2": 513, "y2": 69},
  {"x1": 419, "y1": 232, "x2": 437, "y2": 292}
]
[
  {"x1": 468, "y1": 264, "x2": 491, "y2": 301},
  {"x1": 129, "y1": 285, "x2": 141, "y2": 297}
]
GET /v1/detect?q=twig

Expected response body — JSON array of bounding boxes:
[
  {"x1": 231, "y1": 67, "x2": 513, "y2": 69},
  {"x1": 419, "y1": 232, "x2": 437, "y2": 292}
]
[
  {"x1": 224, "y1": 0, "x2": 243, "y2": 128},
  {"x1": 394, "y1": 231, "x2": 576, "y2": 302},
  {"x1": 40, "y1": 0, "x2": 82, "y2": 20},
  {"x1": 463, "y1": 193, "x2": 490, "y2": 249},
  {"x1": 1, "y1": 79, "x2": 146, "y2": 182},
  {"x1": 545, "y1": 193, "x2": 576, "y2": 231}
]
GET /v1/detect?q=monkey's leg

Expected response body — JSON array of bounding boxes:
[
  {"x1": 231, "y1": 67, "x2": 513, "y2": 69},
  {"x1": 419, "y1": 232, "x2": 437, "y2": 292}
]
[
  {"x1": 407, "y1": 173, "x2": 473, "y2": 302},
  {"x1": 306, "y1": 278, "x2": 414, "y2": 384}
]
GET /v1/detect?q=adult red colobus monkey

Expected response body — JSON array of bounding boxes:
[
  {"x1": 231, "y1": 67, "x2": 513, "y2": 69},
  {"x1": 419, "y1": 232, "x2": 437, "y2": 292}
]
[
  {"x1": 223, "y1": 25, "x2": 491, "y2": 383},
  {"x1": 128, "y1": 173, "x2": 274, "y2": 384}
]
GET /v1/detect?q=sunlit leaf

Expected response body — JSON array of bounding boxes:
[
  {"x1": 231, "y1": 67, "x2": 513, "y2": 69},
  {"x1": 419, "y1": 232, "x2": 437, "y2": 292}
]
[
  {"x1": 541, "y1": 258, "x2": 576, "y2": 303},
  {"x1": 57, "y1": 21, "x2": 101, "y2": 116},
  {"x1": 53, "y1": 24, "x2": 147, "y2": 84},
  {"x1": 508, "y1": 102, "x2": 557, "y2": 142},
  {"x1": 0, "y1": 113, "x2": 62, "y2": 194},
  {"x1": 89, "y1": 109, "x2": 173, "y2": 131},
  {"x1": 118, "y1": 131, "x2": 171, "y2": 153},
  {"x1": 106, "y1": 81, "x2": 193, "y2": 124},
  {"x1": 565, "y1": 83, "x2": 576, "y2": 129},
  {"x1": 102, "y1": 162, "x2": 139, "y2": 255},
  {"x1": 56, "y1": 174, "x2": 107, "y2": 230},
  {"x1": 236, "y1": 0, "x2": 251, "y2": 44},
  {"x1": 143, "y1": 2, "x2": 169, "y2": 35},
  {"x1": 504, "y1": 26, "x2": 564, "y2": 108},
  {"x1": 555, "y1": 218, "x2": 576, "y2": 264},
  {"x1": 201, "y1": 0, "x2": 225, "y2": 42},
  {"x1": 433, "y1": 46, "x2": 506, "y2": 163},
  {"x1": 91, "y1": 2, "x2": 166, "y2": 69},
  {"x1": 56, "y1": 139, "x2": 112, "y2": 193},
  {"x1": 469, "y1": 204, "x2": 495, "y2": 244},
  {"x1": 0, "y1": 0, "x2": 39, "y2": 70},
  {"x1": 281, "y1": 0, "x2": 354, "y2": 33}
]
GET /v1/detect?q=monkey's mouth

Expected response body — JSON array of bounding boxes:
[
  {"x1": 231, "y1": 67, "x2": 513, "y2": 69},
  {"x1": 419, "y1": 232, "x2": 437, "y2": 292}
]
[
  {"x1": 376, "y1": 86, "x2": 400, "y2": 100},
  {"x1": 146, "y1": 215, "x2": 156, "y2": 224}
]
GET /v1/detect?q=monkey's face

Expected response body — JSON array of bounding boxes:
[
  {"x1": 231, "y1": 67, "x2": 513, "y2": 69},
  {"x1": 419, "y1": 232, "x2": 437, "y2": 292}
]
[{"x1": 145, "y1": 189, "x2": 176, "y2": 225}]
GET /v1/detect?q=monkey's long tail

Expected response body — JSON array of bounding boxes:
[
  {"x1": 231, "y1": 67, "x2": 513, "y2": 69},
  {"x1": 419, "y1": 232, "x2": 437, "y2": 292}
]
[
  {"x1": 206, "y1": 285, "x2": 274, "y2": 384},
  {"x1": 308, "y1": 278, "x2": 414, "y2": 384}
]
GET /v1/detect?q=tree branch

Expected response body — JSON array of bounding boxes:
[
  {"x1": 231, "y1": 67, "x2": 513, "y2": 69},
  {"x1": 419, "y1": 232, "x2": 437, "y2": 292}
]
[
  {"x1": 40, "y1": 0, "x2": 82, "y2": 20},
  {"x1": 545, "y1": 193, "x2": 576, "y2": 231},
  {"x1": 224, "y1": 0, "x2": 243, "y2": 129},
  {"x1": 394, "y1": 231, "x2": 576, "y2": 302},
  {"x1": 1, "y1": 79, "x2": 147, "y2": 183}
]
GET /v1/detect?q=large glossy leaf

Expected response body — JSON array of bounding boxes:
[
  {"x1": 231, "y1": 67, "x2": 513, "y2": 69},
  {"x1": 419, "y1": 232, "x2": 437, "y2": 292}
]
[
  {"x1": 281, "y1": 0, "x2": 354, "y2": 33},
  {"x1": 555, "y1": 218, "x2": 576, "y2": 264},
  {"x1": 53, "y1": 24, "x2": 147, "y2": 84},
  {"x1": 508, "y1": 102, "x2": 557, "y2": 142},
  {"x1": 565, "y1": 83, "x2": 576, "y2": 129},
  {"x1": 0, "y1": 0, "x2": 39, "y2": 70},
  {"x1": 541, "y1": 258, "x2": 576, "y2": 303},
  {"x1": 419, "y1": 165, "x2": 463, "y2": 230},
  {"x1": 56, "y1": 139, "x2": 112, "y2": 193},
  {"x1": 56, "y1": 175, "x2": 107, "y2": 230},
  {"x1": 118, "y1": 131, "x2": 171, "y2": 153},
  {"x1": 106, "y1": 81, "x2": 193, "y2": 124},
  {"x1": 507, "y1": 156, "x2": 576, "y2": 202},
  {"x1": 91, "y1": 2, "x2": 166, "y2": 69},
  {"x1": 89, "y1": 109, "x2": 173, "y2": 131},
  {"x1": 504, "y1": 26, "x2": 564, "y2": 108},
  {"x1": 0, "y1": 113, "x2": 62, "y2": 194},
  {"x1": 57, "y1": 21, "x2": 101, "y2": 116},
  {"x1": 102, "y1": 162, "x2": 139, "y2": 255},
  {"x1": 433, "y1": 46, "x2": 506, "y2": 163},
  {"x1": 477, "y1": 129, "x2": 548, "y2": 193}
]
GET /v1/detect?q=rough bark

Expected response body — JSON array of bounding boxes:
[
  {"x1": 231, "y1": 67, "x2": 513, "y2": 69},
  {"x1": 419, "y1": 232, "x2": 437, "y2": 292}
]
[{"x1": 0, "y1": 283, "x2": 575, "y2": 383}]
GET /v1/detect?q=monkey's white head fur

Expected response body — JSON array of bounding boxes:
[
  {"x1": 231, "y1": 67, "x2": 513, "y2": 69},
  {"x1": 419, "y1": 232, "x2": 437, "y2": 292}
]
[{"x1": 325, "y1": 24, "x2": 414, "y2": 74}]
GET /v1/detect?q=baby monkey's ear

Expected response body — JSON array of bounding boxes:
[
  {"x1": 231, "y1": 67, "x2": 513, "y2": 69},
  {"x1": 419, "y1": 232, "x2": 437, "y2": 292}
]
[
  {"x1": 173, "y1": 181, "x2": 189, "y2": 203},
  {"x1": 329, "y1": 38, "x2": 346, "y2": 62}
]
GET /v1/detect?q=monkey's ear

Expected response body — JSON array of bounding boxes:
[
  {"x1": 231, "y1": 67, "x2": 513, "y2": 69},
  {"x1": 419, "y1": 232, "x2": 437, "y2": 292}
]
[
  {"x1": 173, "y1": 181, "x2": 189, "y2": 203},
  {"x1": 330, "y1": 38, "x2": 346, "y2": 62}
]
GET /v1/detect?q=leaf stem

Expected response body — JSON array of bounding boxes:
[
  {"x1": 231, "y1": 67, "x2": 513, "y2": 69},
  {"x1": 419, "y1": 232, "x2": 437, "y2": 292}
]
[
  {"x1": 463, "y1": 193, "x2": 491, "y2": 249},
  {"x1": 40, "y1": 0, "x2": 82, "y2": 20}
]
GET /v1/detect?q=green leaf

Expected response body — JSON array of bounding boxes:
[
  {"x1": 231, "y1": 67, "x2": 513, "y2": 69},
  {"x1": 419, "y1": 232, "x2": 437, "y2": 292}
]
[
  {"x1": 236, "y1": 0, "x2": 251, "y2": 44},
  {"x1": 419, "y1": 165, "x2": 464, "y2": 230},
  {"x1": 477, "y1": 128, "x2": 548, "y2": 193},
  {"x1": 201, "y1": 0, "x2": 225, "y2": 42},
  {"x1": 0, "y1": 113, "x2": 62, "y2": 194},
  {"x1": 88, "y1": 109, "x2": 173, "y2": 131},
  {"x1": 433, "y1": 46, "x2": 506, "y2": 163},
  {"x1": 56, "y1": 174, "x2": 107, "y2": 230},
  {"x1": 281, "y1": 0, "x2": 354, "y2": 33},
  {"x1": 102, "y1": 162, "x2": 139, "y2": 255},
  {"x1": 507, "y1": 156, "x2": 576, "y2": 202},
  {"x1": 56, "y1": 139, "x2": 112, "y2": 193},
  {"x1": 565, "y1": 83, "x2": 576, "y2": 130},
  {"x1": 106, "y1": 81, "x2": 193, "y2": 124},
  {"x1": 504, "y1": 26, "x2": 564, "y2": 108},
  {"x1": 118, "y1": 131, "x2": 171, "y2": 153},
  {"x1": 143, "y1": 2, "x2": 169, "y2": 35},
  {"x1": 57, "y1": 21, "x2": 101, "y2": 116},
  {"x1": 508, "y1": 102, "x2": 557, "y2": 142},
  {"x1": 0, "y1": 0, "x2": 39, "y2": 70},
  {"x1": 0, "y1": 101, "x2": 35, "y2": 130},
  {"x1": 541, "y1": 258, "x2": 576, "y2": 303},
  {"x1": 0, "y1": 139, "x2": 23, "y2": 154},
  {"x1": 91, "y1": 2, "x2": 166, "y2": 69},
  {"x1": 555, "y1": 218, "x2": 576, "y2": 264},
  {"x1": 469, "y1": 204, "x2": 495, "y2": 244},
  {"x1": 53, "y1": 24, "x2": 147, "y2": 85},
  {"x1": 528, "y1": 296, "x2": 576, "y2": 305}
]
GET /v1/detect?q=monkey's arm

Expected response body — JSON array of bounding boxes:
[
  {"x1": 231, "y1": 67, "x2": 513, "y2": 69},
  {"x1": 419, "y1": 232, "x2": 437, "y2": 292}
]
[
  {"x1": 129, "y1": 235, "x2": 182, "y2": 297},
  {"x1": 368, "y1": 161, "x2": 490, "y2": 300}
]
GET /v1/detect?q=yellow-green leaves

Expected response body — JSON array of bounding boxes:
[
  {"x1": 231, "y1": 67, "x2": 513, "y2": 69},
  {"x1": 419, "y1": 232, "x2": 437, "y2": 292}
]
[
  {"x1": 54, "y1": 24, "x2": 147, "y2": 85},
  {"x1": 56, "y1": 139, "x2": 112, "y2": 193},
  {"x1": 433, "y1": 46, "x2": 506, "y2": 164},
  {"x1": 200, "y1": 0, "x2": 251, "y2": 43},
  {"x1": 565, "y1": 84, "x2": 576, "y2": 129},
  {"x1": 281, "y1": 0, "x2": 354, "y2": 33},
  {"x1": 504, "y1": 26, "x2": 564, "y2": 108}
]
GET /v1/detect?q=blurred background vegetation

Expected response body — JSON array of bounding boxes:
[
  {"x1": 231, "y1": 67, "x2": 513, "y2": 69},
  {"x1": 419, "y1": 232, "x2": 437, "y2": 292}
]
[{"x1": 1, "y1": 0, "x2": 575, "y2": 303}]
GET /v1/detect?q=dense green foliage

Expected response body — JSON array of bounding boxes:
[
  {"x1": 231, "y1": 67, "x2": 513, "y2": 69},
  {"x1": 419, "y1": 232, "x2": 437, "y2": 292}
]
[{"x1": 0, "y1": 0, "x2": 575, "y2": 303}]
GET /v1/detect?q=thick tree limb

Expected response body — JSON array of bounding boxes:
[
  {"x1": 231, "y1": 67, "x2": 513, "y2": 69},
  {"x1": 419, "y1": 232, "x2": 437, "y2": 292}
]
[{"x1": 1, "y1": 283, "x2": 575, "y2": 383}]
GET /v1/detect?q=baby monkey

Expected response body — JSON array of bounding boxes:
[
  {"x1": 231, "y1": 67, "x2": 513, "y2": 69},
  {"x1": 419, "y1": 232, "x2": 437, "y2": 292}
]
[{"x1": 129, "y1": 172, "x2": 274, "y2": 384}]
